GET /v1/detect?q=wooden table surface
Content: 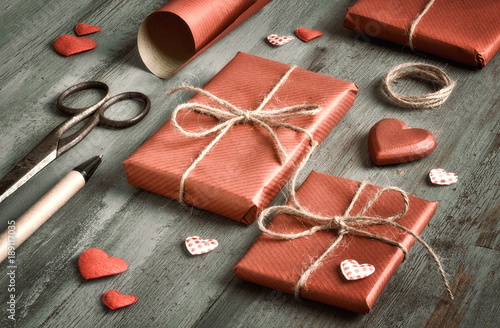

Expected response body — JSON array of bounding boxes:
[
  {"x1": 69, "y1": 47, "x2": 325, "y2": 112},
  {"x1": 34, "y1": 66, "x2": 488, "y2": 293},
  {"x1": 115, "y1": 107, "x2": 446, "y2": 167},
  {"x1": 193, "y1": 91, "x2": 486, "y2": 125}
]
[{"x1": 1, "y1": 0, "x2": 498, "y2": 327}]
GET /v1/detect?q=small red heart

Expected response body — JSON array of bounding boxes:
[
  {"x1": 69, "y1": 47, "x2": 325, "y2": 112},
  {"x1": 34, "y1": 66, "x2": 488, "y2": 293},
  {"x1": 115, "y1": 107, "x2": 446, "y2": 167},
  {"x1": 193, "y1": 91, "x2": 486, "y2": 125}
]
[
  {"x1": 368, "y1": 118, "x2": 437, "y2": 165},
  {"x1": 295, "y1": 27, "x2": 323, "y2": 42},
  {"x1": 78, "y1": 248, "x2": 128, "y2": 280},
  {"x1": 54, "y1": 34, "x2": 96, "y2": 56},
  {"x1": 102, "y1": 290, "x2": 138, "y2": 310},
  {"x1": 75, "y1": 23, "x2": 101, "y2": 36}
]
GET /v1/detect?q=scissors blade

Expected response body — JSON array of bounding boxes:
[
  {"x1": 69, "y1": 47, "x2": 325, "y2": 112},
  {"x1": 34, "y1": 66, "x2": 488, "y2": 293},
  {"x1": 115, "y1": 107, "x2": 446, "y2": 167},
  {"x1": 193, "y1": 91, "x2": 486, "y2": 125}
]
[{"x1": 0, "y1": 134, "x2": 59, "y2": 204}]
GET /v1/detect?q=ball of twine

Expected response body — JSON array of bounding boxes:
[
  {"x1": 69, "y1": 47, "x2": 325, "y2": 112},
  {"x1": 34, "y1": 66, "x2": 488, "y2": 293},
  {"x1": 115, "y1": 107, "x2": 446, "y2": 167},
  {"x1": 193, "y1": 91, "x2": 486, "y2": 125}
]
[{"x1": 382, "y1": 62, "x2": 456, "y2": 109}]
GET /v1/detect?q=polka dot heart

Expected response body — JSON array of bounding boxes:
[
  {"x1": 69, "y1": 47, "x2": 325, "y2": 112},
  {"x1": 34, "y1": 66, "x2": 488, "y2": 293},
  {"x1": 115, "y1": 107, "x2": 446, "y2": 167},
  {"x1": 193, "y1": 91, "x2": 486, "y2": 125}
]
[
  {"x1": 340, "y1": 259, "x2": 375, "y2": 281},
  {"x1": 267, "y1": 34, "x2": 294, "y2": 46},
  {"x1": 185, "y1": 236, "x2": 218, "y2": 255},
  {"x1": 429, "y1": 168, "x2": 458, "y2": 185}
]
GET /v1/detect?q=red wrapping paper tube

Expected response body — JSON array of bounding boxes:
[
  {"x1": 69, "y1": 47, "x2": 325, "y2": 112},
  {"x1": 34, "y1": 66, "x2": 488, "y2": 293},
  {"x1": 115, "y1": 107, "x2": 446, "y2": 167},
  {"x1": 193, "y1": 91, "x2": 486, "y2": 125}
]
[{"x1": 137, "y1": 0, "x2": 272, "y2": 78}]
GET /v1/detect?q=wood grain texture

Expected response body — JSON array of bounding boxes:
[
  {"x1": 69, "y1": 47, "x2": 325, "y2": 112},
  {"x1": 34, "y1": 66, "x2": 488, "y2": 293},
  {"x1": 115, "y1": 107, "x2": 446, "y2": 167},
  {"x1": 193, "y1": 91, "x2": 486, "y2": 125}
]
[{"x1": 0, "y1": 0, "x2": 498, "y2": 327}]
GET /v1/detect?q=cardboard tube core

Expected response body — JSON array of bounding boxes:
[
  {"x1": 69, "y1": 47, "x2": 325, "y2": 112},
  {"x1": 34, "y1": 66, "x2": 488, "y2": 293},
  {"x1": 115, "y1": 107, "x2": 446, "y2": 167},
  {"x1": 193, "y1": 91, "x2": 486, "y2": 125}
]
[
  {"x1": 138, "y1": 12, "x2": 196, "y2": 79},
  {"x1": 136, "y1": 0, "x2": 273, "y2": 79}
]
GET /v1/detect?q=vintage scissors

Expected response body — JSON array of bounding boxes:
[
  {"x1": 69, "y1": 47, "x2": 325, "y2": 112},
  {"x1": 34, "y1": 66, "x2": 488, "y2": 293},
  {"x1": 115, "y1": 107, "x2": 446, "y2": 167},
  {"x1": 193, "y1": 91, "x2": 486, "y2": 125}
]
[{"x1": 0, "y1": 81, "x2": 150, "y2": 204}]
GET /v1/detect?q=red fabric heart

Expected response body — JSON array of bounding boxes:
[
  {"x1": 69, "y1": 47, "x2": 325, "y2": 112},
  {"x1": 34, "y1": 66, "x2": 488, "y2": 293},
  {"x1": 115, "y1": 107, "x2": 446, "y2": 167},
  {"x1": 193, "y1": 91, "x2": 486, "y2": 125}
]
[
  {"x1": 75, "y1": 23, "x2": 101, "y2": 36},
  {"x1": 102, "y1": 290, "x2": 138, "y2": 310},
  {"x1": 78, "y1": 248, "x2": 128, "y2": 280},
  {"x1": 54, "y1": 34, "x2": 96, "y2": 56},
  {"x1": 368, "y1": 118, "x2": 436, "y2": 165},
  {"x1": 295, "y1": 27, "x2": 323, "y2": 42}
]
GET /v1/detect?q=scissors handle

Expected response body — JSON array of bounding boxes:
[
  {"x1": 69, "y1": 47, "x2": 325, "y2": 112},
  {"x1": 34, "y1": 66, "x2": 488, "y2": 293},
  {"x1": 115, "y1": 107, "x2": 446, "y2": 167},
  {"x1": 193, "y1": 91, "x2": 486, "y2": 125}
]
[
  {"x1": 97, "y1": 92, "x2": 151, "y2": 128},
  {"x1": 55, "y1": 82, "x2": 151, "y2": 155},
  {"x1": 56, "y1": 81, "x2": 110, "y2": 116}
]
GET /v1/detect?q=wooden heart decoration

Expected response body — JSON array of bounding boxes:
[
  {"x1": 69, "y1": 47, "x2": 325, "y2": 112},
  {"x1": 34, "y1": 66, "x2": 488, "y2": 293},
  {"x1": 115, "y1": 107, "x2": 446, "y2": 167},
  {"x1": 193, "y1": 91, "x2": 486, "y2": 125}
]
[
  {"x1": 295, "y1": 27, "x2": 323, "y2": 42},
  {"x1": 340, "y1": 259, "x2": 375, "y2": 281},
  {"x1": 429, "y1": 168, "x2": 458, "y2": 185},
  {"x1": 54, "y1": 34, "x2": 97, "y2": 56},
  {"x1": 102, "y1": 290, "x2": 138, "y2": 310},
  {"x1": 78, "y1": 248, "x2": 128, "y2": 279},
  {"x1": 267, "y1": 34, "x2": 294, "y2": 46},
  {"x1": 368, "y1": 118, "x2": 437, "y2": 165},
  {"x1": 75, "y1": 23, "x2": 101, "y2": 36},
  {"x1": 185, "y1": 236, "x2": 218, "y2": 255}
]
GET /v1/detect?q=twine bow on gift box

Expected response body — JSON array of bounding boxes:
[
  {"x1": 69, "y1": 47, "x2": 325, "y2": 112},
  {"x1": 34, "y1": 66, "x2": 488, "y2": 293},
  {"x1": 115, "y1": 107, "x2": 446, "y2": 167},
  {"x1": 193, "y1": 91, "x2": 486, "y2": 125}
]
[
  {"x1": 167, "y1": 66, "x2": 320, "y2": 204},
  {"x1": 257, "y1": 181, "x2": 455, "y2": 300}
]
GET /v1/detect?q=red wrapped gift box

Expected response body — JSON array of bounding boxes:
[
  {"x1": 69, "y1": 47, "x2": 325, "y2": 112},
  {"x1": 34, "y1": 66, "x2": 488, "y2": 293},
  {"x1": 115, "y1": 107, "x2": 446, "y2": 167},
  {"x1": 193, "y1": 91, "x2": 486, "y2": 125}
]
[
  {"x1": 234, "y1": 171, "x2": 443, "y2": 313},
  {"x1": 344, "y1": 0, "x2": 500, "y2": 68},
  {"x1": 123, "y1": 53, "x2": 358, "y2": 224}
]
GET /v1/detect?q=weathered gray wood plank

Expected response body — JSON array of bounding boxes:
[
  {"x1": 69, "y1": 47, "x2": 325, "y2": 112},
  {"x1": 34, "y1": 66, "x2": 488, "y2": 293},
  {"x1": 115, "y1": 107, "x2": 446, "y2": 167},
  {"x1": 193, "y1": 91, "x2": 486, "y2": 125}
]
[{"x1": 0, "y1": 0, "x2": 498, "y2": 327}]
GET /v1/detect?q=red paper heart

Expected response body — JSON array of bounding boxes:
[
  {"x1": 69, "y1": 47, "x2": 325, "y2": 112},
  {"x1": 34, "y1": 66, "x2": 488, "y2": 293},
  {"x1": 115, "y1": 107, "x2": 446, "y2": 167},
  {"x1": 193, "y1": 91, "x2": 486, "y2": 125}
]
[
  {"x1": 340, "y1": 259, "x2": 375, "y2": 280},
  {"x1": 102, "y1": 290, "x2": 138, "y2": 310},
  {"x1": 54, "y1": 34, "x2": 96, "y2": 56},
  {"x1": 78, "y1": 248, "x2": 128, "y2": 280},
  {"x1": 75, "y1": 23, "x2": 101, "y2": 36},
  {"x1": 368, "y1": 118, "x2": 437, "y2": 165},
  {"x1": 295, "y1": 27, "x2": 323, "y2": 42}
]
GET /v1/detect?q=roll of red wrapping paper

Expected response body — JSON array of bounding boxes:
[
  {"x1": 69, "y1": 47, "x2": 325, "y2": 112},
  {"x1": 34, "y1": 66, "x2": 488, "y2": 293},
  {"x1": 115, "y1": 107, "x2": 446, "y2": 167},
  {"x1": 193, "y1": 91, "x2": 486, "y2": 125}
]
[{"x1": 137, "y1": 0, "x2": 272, "y2": 78}]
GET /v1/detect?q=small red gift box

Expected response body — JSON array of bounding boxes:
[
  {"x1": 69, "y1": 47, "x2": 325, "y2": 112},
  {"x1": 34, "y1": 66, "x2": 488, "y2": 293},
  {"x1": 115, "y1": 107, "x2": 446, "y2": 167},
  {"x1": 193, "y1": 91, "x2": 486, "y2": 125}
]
[
  {"x1": 123, "y1": 53, "x2": 358, "y2": 224},
  {"x1": 234, "y1": 171, "x2": 448, "y2": 314},
  {"x1": 344, "y1": 0, "x2": 500, "y2": 68}
]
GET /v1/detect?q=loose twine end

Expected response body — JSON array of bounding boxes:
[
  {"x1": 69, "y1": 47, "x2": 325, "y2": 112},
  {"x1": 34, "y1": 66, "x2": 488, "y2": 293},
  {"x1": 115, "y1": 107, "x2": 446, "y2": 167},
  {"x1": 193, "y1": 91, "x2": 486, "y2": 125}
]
[{"x1": 407, "y1": 0, "x2": 436, "y2": 51}]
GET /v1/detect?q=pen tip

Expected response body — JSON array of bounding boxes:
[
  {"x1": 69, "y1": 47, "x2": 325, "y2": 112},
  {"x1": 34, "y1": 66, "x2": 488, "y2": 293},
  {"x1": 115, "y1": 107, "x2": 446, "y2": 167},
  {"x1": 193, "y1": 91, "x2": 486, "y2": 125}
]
[
  {"x1": 74, "y1": 155, "x2": 103, "y2": 182},
  {"x1": 99, "y1": 154, "x2": 103, "y2": 159}
]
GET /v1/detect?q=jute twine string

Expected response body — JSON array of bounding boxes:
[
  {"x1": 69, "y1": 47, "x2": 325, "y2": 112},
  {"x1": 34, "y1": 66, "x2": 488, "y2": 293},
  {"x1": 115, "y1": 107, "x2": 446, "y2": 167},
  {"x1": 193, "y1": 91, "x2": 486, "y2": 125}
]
[
  {"x1": 408, "y1": 0, "x2": 436, "y2": 51},
  {"x1": 167, "y1": 66, "x2": 320, "y2": 204},
  {"x1": 257, "y1": 181, "x2": 454, "y2": 300},
  {"x1": 382, "y1": 62, "x2": 456, "y2": 108}
]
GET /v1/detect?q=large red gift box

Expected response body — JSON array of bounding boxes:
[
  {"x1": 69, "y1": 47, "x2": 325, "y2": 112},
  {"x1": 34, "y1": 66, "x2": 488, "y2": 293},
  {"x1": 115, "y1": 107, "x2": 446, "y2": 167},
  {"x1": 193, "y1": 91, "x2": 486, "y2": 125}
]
[
  {"x1": 344, "y1": 0, "x2": 500, "y2": 68},
  {"x1": 234, "y1": 171, "x2": 441, "y2": 313},
  {"x1": 123, "y1": 53, "x2": 358, "y2": 224}
]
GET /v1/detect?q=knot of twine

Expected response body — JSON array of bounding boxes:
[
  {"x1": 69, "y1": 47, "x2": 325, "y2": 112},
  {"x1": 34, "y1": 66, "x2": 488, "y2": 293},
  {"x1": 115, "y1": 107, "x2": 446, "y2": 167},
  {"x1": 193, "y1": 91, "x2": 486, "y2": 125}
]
[
  {"x1": 382, "y1": 62, "x2": 456, "y2": 109},
  {"x1": 167, "y1": 66, "x2": 320, "y2": 204},
  {"x1": 257, "y1": 181, "x2": 454, "y2": 300}
]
